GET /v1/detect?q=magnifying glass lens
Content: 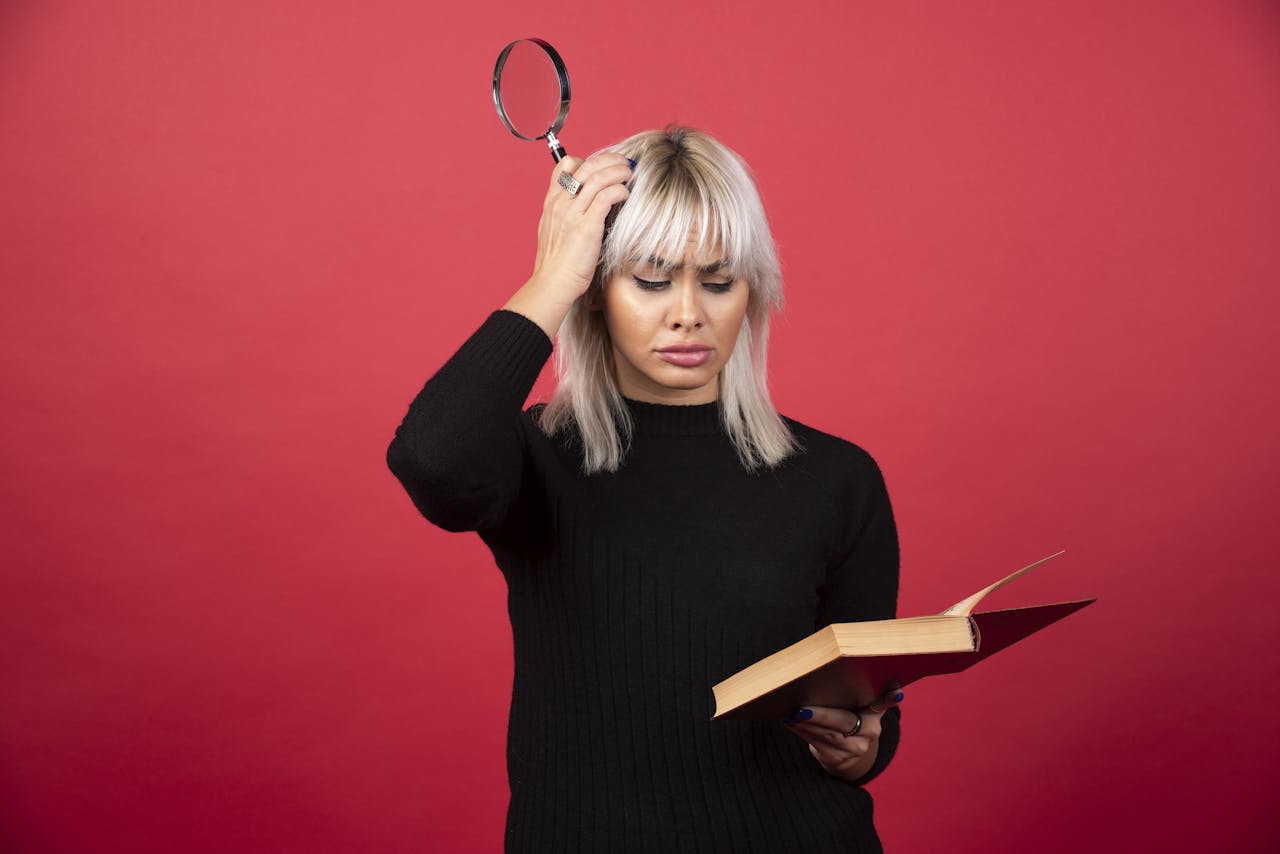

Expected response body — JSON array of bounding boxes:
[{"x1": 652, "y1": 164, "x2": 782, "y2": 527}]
[
  {"x1": 493, "y1": 39, "x2": 571, "y2": 160},
  {"x1": 498, "y1": 41, "x2": 563, "y2": 139}
]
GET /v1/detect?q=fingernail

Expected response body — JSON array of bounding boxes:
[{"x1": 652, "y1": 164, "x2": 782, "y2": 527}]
[
  {"x1": 895, "y1": 691, "x2": 904, "y2": 703},
  {"x1": 626, "y1": 157, "x2": 638, "y2": 170},
  {"x1": 784, "y1": 708, "x2": 813, "y2": 722}
]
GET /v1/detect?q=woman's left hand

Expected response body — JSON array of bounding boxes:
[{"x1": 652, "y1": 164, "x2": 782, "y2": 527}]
[{"x1": 783, "y1": 689, "x2": 903, "y2": 782}]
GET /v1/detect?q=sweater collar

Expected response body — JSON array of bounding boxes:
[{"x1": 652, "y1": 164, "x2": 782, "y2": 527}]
[{"x1": 623, "y1": 398, "x2": 724, "y2": 437}]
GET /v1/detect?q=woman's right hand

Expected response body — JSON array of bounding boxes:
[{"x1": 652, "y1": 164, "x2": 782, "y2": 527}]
[{"x1": 504, "y1": 152, "x2": 634, "y2": 339}]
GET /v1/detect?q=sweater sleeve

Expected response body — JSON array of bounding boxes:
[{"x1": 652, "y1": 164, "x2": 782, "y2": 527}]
[
  {"x1": 385, "y1": 310, "x2": 553, "y2": 534},
  {"x1": 816, "y1": 450, "x2": 902, "y2": 786}
]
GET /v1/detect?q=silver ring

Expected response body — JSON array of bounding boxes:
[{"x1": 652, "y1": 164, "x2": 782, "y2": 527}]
[
  {"x1": 557, "y1": 171, "x2": 582, "y2": 196},
  {"x1": 842, "y1": 713, "x2": 863, "y2": 738}
]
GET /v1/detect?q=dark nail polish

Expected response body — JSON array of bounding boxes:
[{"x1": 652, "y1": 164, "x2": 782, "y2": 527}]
[
  {"x1": 626, "y1": 157, "x2": 638, "y2": 170},
  {"x1": 895, "y1": 691, "x2": 904, "y2": 703},
  {"x1": 784, "y1": 708, "x2": 813, "y2": 723}
]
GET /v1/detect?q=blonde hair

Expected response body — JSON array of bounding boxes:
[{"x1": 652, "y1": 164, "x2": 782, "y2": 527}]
[{"x1": 540, "y1": 125, "x2": 797, "y2": 473}]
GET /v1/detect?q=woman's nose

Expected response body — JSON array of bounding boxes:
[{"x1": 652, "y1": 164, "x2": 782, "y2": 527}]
[{"x1": 669, "y1": 282, "x2": 704, "y2": 330}]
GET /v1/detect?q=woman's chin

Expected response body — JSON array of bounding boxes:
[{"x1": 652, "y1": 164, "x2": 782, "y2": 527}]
[{"x1": 653, "y1": 369, "x2": 718, "y2": 394}]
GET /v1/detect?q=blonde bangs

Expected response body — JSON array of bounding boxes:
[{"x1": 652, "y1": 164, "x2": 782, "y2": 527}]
[{"x1": 601, "y1": 160, "x2": 754, "y2": 286}]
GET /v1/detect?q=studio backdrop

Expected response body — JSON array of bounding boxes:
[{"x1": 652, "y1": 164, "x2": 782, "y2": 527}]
[{"x1": 1, "y1": 1, "x2": 1277, "y2": 852}]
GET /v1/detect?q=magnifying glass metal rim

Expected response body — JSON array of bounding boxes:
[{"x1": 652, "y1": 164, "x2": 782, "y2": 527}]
[{"x1": 492, "y1": 37, "x2": 571, "y2": 147}]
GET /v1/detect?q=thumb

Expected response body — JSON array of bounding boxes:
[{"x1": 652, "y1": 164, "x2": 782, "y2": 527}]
[{"x1": 863, "y1": 687, "x2": 905, "y2": 715}]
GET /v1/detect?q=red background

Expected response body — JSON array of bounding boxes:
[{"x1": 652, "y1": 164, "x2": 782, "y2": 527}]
[{"x1": 2, "y1": 2, "x2": 1278, "y2": 851}]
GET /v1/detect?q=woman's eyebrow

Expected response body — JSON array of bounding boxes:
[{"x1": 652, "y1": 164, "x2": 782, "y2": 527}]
[{"x1": 642, "y1": 256, "x2": 731, "y2": 273}]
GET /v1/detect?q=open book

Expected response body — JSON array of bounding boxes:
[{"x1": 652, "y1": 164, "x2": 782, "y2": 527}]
[{"x1": 711, "y1": 552, "x2": 1095, "y2": 720}]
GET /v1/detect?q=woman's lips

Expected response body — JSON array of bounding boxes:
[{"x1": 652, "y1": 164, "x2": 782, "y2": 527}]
[{"x1": 657, "y1": 345, "x2": 712, "y2": 367}]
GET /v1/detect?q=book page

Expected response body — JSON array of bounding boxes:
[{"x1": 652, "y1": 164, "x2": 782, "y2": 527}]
[{"x1": 939, "y1": 550, "x2": 1066, "y2": 617}]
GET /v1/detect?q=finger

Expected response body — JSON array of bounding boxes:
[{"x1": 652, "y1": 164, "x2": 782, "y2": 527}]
[
  {"x1": 788, "y1": 727, "x2": 880, "y2": 773},
  {"x1": 566, "y1": 161, "x2": 634, "y2": 210},
  {"x1": 808, "y1": 742, "x2": 867, "y2": 778},
  {"x1": 793, "y1": 706, "x2": 882, "y2": 740},
  {"x1": 787, "y1": 716, "x2": 881, "y2": 745},
  {"x1": 545, "y1": 156, "x2": 586, "y2": 204},
  {"x1": 585, "y1": 183, "x2": 629, "y2": 219},
  {"x1": 549, "y1": 153, "x2": 631, "y2": 202},
  {"x1": 809, "y1": 739, "x2": 870, "y2": 765},
  {"x1": 861, "y1": 688, "x2": 905, "y2": 715},
  {"x1": 572, "y1": 151, "x2": 633, "y2": 181},
  {"x1": 787, "y1": 722, "x2": 873, "y2": 761},
  {"x1": 553, "y1": 155, "x2": 584, "y2": 179}
]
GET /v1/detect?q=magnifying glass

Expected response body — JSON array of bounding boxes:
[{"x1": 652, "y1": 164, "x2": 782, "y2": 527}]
[{"x1": 492, "y1": 38, "x2": 571, "y2": 162}]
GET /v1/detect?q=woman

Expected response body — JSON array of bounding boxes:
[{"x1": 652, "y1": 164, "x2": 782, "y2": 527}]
[{"x1": 388, "y1": 126, "x2": 903, "y2": 852}]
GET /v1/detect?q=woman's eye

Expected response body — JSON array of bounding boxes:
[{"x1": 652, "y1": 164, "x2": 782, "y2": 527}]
[
  {"x1": 703, "y1": 281, "x2": 735, "y2": 294},
  {"x1": 632, "y1": 276, "x2": 669, "y2": 290}
]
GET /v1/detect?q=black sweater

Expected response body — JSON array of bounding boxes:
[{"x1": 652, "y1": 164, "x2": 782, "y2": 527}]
[{"x1": 387, "y1": 310, "x2": 902, "y2": 853}]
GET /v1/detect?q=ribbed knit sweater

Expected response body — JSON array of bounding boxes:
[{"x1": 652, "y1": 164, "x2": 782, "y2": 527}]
[{"x1": 387, "y1": 310, "x2": 902, "y2": 853}]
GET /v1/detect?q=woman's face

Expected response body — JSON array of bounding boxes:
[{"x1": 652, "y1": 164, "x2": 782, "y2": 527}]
[{"x1": 600, "y1": 240, "x2": 750, "y2": 405}]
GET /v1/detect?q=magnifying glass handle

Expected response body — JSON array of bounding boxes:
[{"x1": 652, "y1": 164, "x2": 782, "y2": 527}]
[{"x1": 546, "y1": 130, "x2": 566, "y2": 163}]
